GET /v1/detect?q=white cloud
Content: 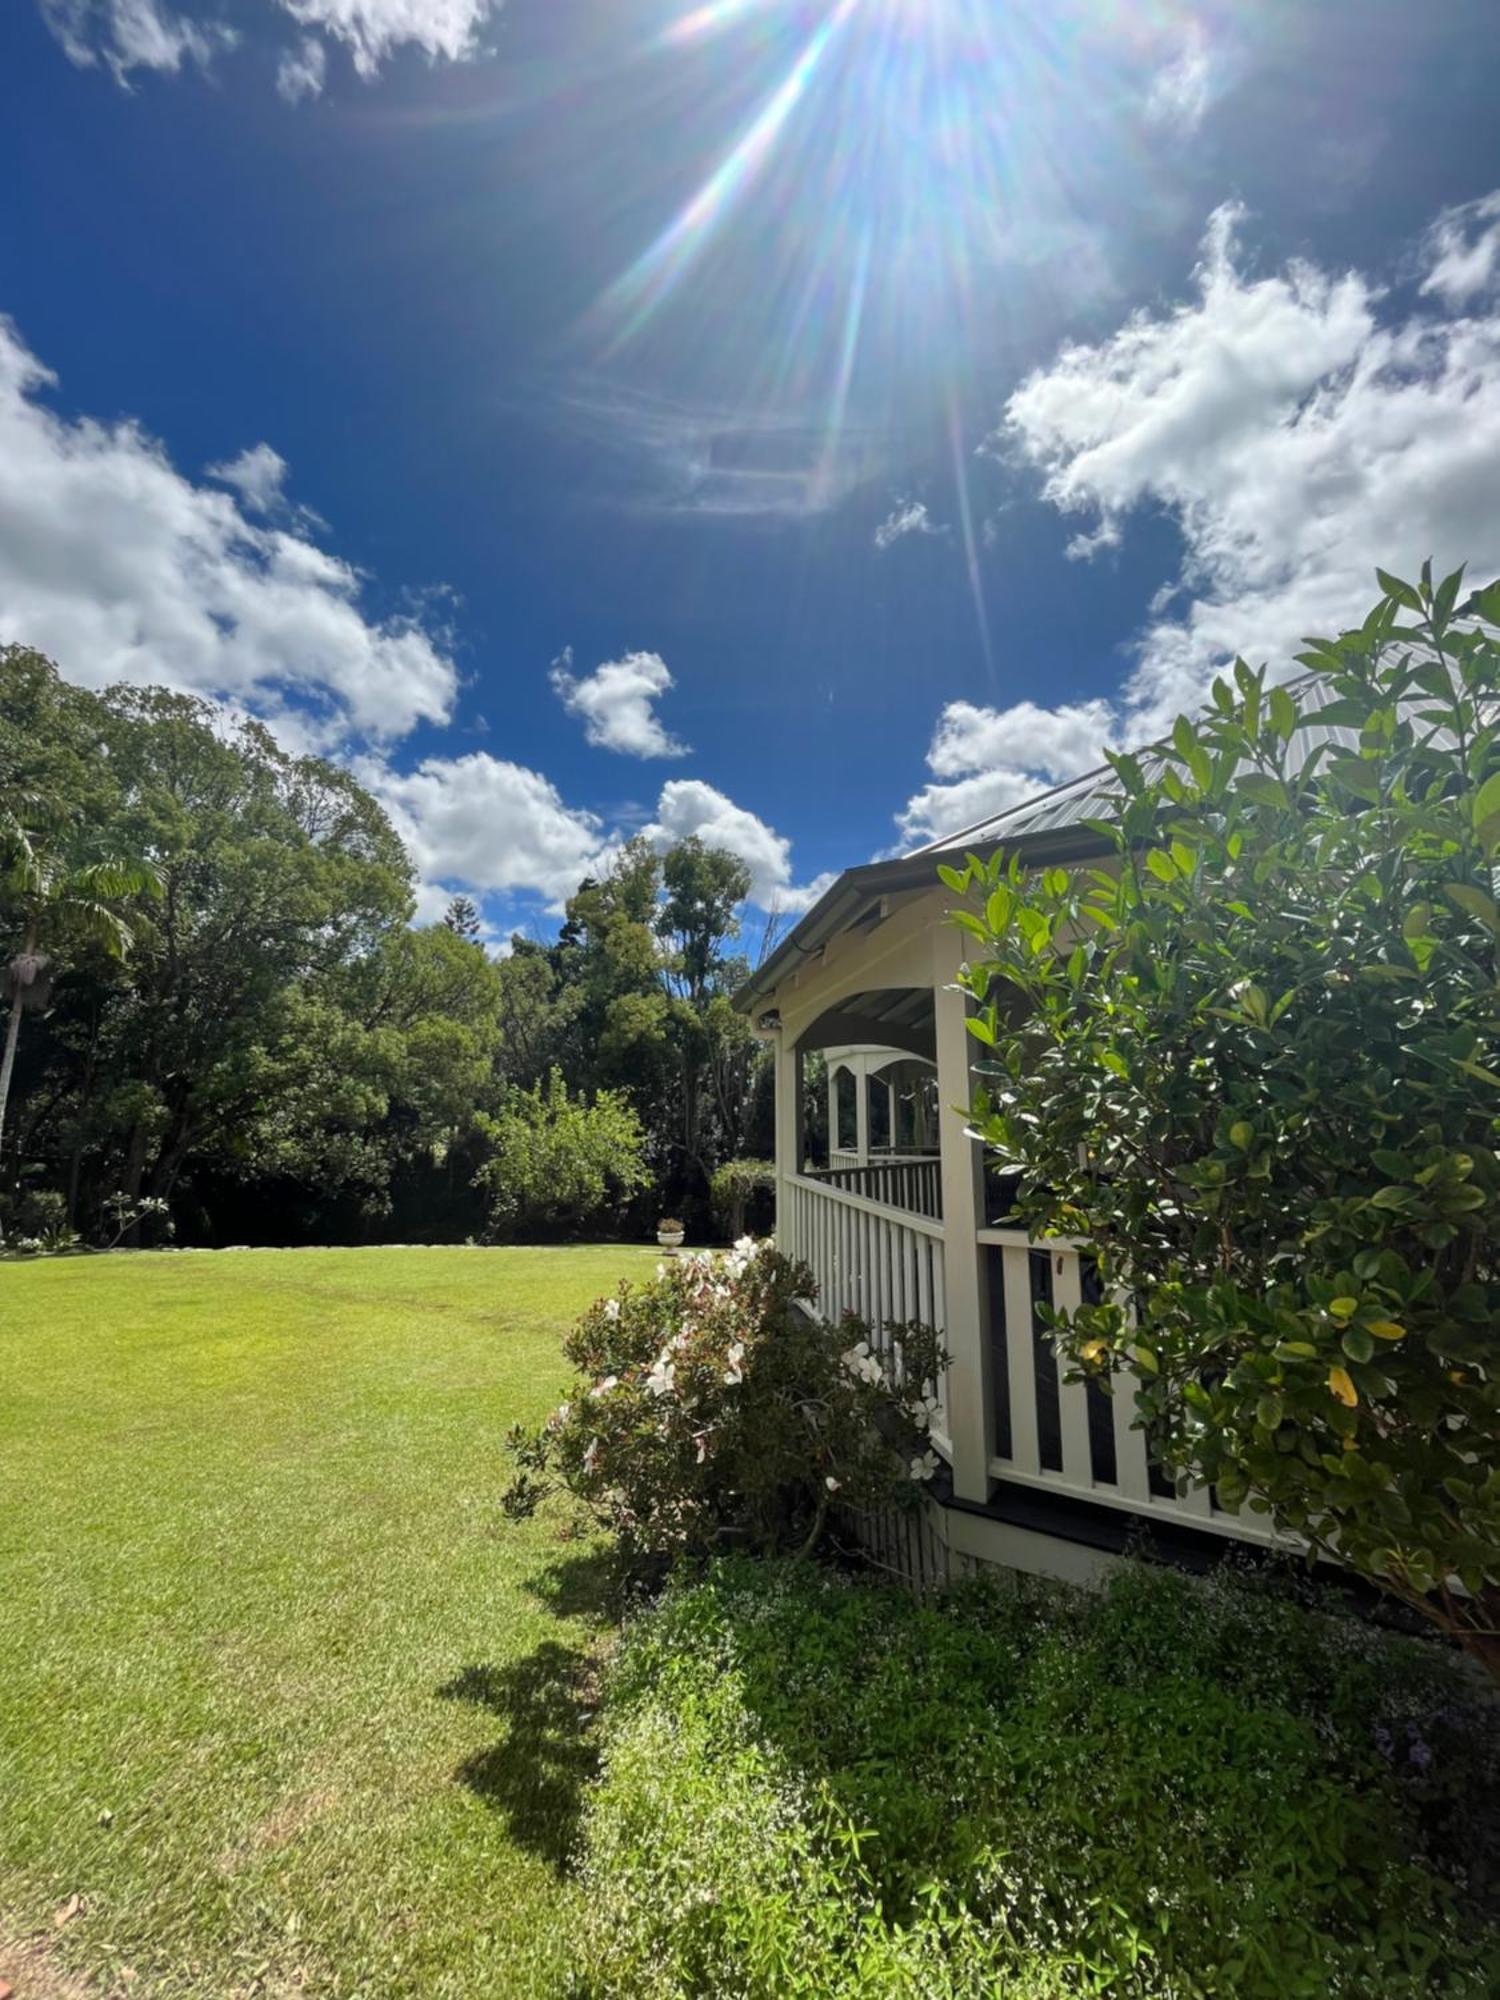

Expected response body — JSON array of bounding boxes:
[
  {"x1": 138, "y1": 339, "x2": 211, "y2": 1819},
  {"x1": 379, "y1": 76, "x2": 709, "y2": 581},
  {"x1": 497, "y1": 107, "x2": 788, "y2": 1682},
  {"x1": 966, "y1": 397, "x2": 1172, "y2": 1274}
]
[
  {"x1": 1145, "y1": 22, "x2": 1218, "y2": 134},
  {"x1": 992, "y1": 196, "x2": 1500, "y2": 745},
  {"x1": 1421, "y1": 192, "x2": 1500, "y2": 308},
  {"x1": 901, "y1": 194, "x2": 1500, "y2": 849},
  {"x1": 206, "y1": 442, "x2": 290, "y2": 514},
  {"x1": 367, "y1": 752, "x2": 609, "y2": 912},
  {"x1": 899, "y1": 698, "x2": 1116, "y2": 847},
  {"x1": 873, "y1": 499, "x2": 944, "y2": 550},
  {"x1": 276, "y1": 35, "x2": 327, "y2": 102},
  {"x1": 0, "y1": 314, "x2": 456, "y2": 745},
  {"x1": 41, "y1": 0, "x2": 236, "y2": 83},
  {"x1": 640, "y1": 778, "x2": 826, "y2": 912},
  {"x1": 274, "y1": 0, "x2": 500, "y2": 79},
  {"x1": 550, "y1": 647, "x2": 689, "y2": 759},
  {"x1": 41, "y1": 0, "x2": 502, "y2": 86}
]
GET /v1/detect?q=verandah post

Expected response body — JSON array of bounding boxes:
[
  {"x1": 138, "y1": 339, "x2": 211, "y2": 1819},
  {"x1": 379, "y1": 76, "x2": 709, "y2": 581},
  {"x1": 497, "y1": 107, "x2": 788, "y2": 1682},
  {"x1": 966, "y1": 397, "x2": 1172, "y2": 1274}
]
[
  {"x1": 773, "y1": 1027, "x2": 803, "y2": 1262},
  {"x1": 931, "y1": 924, "x2": 994, "y2": 1503}
]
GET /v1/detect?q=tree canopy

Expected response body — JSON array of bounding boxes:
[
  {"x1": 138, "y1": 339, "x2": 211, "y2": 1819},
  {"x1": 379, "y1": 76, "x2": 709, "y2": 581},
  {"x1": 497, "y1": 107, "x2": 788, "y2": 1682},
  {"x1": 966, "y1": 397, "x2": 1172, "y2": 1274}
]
[{"x1": 0, "y1": 649, "x2": 769, "y2": 1247}]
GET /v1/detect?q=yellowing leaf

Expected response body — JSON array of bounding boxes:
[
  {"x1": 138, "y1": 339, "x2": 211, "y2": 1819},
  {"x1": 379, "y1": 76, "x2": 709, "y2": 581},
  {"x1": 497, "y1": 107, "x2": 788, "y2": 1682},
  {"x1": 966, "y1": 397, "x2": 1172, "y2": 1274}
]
[
  {"x1": 1365, "y1": 1320, "x2": 1407, "y2": 1341},
  {"x1": 1329, "y1": 1296, "x2": 1359, "y2": 1320},
  {"x1": 1327, "y1": 1365, "x2": 1359, "y2": 1408},
  {"x1": 1079, "y1": 1338, "x2": 1108, "y2": 1364}
]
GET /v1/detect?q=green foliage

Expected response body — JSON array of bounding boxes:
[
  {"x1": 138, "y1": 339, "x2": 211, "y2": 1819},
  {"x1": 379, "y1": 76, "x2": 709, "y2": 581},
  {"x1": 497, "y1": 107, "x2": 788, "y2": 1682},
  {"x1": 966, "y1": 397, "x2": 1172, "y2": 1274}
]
[
  {"x1": 571, "y1": 1557, "x2": 1500, "y2": 1998},
  {"x1": 0, "y1": 648, "x2": 768, "y2": 1244},
  {"x1": 708, "y1": 1155, "x2": 775, "y2": 1239},
  {"x1": 476, "y1": 1067, "x2": 650, "y2": 1239},
  {"x1": 952, "y1": 567, "x2": 1500, "y2": 1671},
  {"x1": 503, "y1": 1243, "x2": 946, "y2": 1561}
]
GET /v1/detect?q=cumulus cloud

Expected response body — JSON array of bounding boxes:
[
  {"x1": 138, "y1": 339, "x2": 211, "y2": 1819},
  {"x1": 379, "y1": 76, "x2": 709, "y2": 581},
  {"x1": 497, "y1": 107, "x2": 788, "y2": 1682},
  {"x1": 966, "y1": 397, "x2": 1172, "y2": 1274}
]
[
  {"x1": 42, "y1": 0, "x2": 502, "y2": 87},
  {"x1": 206, "y1": 442, "x2": 291, "y2": 514},
  {"x1": 550, "y1": 647, "x2": 690, "y2": 759},
  {"x1": 366, "y1": 753, "x2": 610, "y2": 912},
  {"x1": 41, "y1": 0, "x2": 236, "y2": 83},
  {"x1": 276, "y1": 35, "x2": 327, "y2": 102},
  {"x1": 1421, "y1": 192, "x2": 1500, "y2": 307},
  {"x1": 899, "y1": 698, "x2": 1118, "y2": 847},
  {"x1": 873, "y1": 499, "x2": 944, "y2": 550},
  {"x1": 1144, "y1": 22, "x2": 1218, "y2": 134},
  {"x1": 989, "y1": 195, "x2": 1500, "y2": 745},
  {"x1": 275, "y1": 0, "x2": 500, "y2": 79},
  {"x1": 900, "y1": 193, "x2": 1500, "y2": 848},
  {"x1": 640, "y1": 778, "x2": 829, "y2": 913},
  {"x1": 0, "y1": 314, "x2": 456, "y2": 745}
]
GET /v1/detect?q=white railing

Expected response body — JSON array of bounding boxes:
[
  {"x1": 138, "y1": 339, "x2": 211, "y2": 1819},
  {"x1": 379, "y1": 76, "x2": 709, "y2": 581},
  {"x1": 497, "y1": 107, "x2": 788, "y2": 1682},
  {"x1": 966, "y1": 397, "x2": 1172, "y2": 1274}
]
[
  {"x1": 778, "y1": 1178, "x2": 1278, "y2": 1552},
  {"x1": 804, "y1": 1154, "x2": 942, "y2": 1221},
  {"x1": 979, "y1": 1229, "x2": 1280, "y2": 1547},
  {"x1": 783, "y1": 1172, "x2": 950, "y2": 1454}
]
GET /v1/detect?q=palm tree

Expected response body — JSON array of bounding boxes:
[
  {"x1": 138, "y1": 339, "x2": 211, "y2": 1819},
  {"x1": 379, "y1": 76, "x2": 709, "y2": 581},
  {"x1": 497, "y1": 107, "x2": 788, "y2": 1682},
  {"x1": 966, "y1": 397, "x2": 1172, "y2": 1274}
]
[{"x1": 0, "y1": 811, "x2": 159, "y2": 1241}]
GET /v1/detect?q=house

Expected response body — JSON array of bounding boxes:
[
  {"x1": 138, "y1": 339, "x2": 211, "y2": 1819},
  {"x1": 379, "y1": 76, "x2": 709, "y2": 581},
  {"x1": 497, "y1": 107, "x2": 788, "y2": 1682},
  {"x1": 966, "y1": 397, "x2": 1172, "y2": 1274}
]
[{"x1": 735, "y1": 675, "x2": 1389, "y2": 1585}]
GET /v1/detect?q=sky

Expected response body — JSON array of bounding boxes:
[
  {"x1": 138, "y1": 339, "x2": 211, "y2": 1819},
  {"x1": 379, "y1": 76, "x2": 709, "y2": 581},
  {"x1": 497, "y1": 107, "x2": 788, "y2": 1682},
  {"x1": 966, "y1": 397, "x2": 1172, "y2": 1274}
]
[{"x1": 3, "y1": 0, "x2": 1500, "y2": 945}]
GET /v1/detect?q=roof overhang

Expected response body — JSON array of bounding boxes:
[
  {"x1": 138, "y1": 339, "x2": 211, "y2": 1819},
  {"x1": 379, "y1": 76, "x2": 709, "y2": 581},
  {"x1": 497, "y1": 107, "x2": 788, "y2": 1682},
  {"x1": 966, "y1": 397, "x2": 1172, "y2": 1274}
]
[{"x1": 734, "y1": 822, "x2": 1114, "y2": 1016}]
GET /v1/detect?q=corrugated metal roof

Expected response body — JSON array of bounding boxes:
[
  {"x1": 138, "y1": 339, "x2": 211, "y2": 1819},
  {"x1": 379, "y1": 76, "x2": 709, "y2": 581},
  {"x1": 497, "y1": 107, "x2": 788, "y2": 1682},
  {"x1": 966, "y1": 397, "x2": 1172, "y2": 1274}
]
[
  {"x1": 912, "y1": 667, "x2": 1468, "y2": 856},
  {"x1": 737, "y1": 660, "x2": 1481, "y2": 1012}
]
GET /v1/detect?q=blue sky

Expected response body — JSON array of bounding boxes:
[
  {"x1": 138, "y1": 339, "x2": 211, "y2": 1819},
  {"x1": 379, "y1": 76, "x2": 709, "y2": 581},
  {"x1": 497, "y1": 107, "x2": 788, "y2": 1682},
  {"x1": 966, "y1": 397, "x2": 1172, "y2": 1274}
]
[{"x1": 4, "y1": 0, "x2": 1500, "y2": 942}]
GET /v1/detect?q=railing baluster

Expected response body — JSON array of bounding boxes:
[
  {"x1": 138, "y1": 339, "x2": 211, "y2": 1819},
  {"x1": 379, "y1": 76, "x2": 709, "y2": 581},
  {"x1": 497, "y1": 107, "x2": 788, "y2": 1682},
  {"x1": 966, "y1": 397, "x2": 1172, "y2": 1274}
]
[
  {"x1": 1051, "y1": 1249, "x2": 1094, "y2": 1490},
  {"x1": 1000, "y1": 1245, "x2": 1041, "y2": 1477}
]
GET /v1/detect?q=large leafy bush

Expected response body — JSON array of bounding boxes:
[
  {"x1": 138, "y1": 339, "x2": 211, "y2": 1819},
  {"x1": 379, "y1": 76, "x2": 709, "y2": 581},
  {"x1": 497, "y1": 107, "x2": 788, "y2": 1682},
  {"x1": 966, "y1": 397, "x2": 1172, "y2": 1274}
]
[
  {"x1": 570, "y1": 1558, "x2": 1500, "y2": 1998},
  {"x1": 949, "y1": 569, "x2": 1500, "y2": 1672},
  {"x1": 503, "y1": 1242, "x2": 945, "y2": 1560},
  {"x1": 475, "y1": 1066, "x2": 650, "y2": 1239}
]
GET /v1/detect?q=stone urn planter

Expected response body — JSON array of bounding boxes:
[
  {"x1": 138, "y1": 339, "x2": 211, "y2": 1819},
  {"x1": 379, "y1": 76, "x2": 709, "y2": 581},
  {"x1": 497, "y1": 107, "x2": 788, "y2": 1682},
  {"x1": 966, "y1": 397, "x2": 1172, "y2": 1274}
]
[{"x1": 656, "y1": 1218, "x2": 686, "y2": 1253}]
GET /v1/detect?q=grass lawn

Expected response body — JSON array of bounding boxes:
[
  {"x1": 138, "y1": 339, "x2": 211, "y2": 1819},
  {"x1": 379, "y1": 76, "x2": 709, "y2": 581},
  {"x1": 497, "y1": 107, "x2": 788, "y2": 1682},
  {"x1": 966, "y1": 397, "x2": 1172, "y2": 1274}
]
[{"x1": 0, "y1": 1244, "x2": 657, "y2": 1999}]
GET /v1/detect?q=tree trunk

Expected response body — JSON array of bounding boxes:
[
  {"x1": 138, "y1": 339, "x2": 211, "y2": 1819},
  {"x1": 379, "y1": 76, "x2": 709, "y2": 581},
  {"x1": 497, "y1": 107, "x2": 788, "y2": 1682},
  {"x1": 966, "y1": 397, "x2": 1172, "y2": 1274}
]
[{"x1": 0, "y1": 927, "x2": 36, "y2": 1246}]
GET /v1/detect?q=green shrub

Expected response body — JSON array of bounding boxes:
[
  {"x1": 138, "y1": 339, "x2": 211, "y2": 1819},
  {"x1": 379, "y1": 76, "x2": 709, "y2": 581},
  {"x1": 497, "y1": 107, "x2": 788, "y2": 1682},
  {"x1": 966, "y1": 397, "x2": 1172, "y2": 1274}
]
[
  {"x1": 474, "y1": 1066, "x2": 650, "y2": 1239},
  {"x1": 503, "y1": 1242, "x2": 945, "y2": 1562},
  {"x1": 708, "y1": 1157, "x2": 775, "y2": 1241},
  {"x1": 951, "y1": 569, "x2": 1500, "y2": 1672},
  {"x1": 570, "y1": 1558, "x2": 1500, "y2": 1998}
]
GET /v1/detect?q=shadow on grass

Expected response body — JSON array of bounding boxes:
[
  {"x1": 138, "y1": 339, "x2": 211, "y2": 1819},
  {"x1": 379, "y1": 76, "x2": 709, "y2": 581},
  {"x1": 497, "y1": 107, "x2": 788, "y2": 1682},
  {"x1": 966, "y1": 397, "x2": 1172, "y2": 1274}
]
[
  {"x1": 524, "y1": 1546, "x2": 622, "y2": 1624},
  {"x1": 438, "y1": 1643, "x2": 600, "y2": 1871}
]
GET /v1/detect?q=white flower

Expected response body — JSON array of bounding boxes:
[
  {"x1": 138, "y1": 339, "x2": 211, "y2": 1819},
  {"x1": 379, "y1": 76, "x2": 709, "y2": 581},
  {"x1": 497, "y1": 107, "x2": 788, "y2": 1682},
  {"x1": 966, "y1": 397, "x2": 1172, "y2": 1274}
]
[
  {"x1": 908, "y1": 1450, "x2": 940, "y2": 1483},
  {"x1": 590, "y1": 1375, "x2": 619, "y2": 1398},
  {"x1": 583, "y1": 1437, "x2": 601, "y2": 1473},
  {"x1": 645, "y1": 1355, "x2": 676, "y2": 1399},
  {"x1": 825, "y1": 1475, "x2": 841, "y2": 1492},
  {"x1": 656, "y1": 1262, "x2": 668, "y2": 1278},
  {"x1": 733, "y1": 1234, "x2": 757, "y2": 1257},
  {"x1": 602, "y1": 1297, "x2": 621, "y2": 1322},
  {"x1": 723, "y1": 1340, "x2": 745, "y2": 1386},
  {"x1": 695, "y1": 1432, "x2": 711, "y2": 1463},
  {"x1": 908, "y1": 1393, "x2": 942, "y2": 1431}
]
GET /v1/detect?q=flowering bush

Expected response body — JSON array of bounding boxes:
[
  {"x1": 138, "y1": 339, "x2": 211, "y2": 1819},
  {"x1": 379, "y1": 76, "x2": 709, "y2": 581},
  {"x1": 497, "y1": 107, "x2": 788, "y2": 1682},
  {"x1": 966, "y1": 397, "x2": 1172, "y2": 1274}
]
[{"x1": 502, "y1": 1239, "x2": 946, "y2": 1561}]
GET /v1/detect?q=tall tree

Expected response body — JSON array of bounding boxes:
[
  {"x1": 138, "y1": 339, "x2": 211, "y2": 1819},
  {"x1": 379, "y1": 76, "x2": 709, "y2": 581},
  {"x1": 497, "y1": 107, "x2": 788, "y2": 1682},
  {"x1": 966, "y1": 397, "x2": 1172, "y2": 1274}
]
[{"x1": 442, "y1": 894, "x2": 483, "y2": 944}]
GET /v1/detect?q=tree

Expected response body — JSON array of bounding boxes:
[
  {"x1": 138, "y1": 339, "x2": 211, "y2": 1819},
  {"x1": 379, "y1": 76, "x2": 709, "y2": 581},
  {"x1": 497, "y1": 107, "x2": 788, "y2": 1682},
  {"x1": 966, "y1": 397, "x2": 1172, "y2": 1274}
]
[
  {"x1": 0, "y1": 810, "x2": 158, "y2": 1238},
  {"x1": 442, "y1": 894, "x2": 483, "y2": 944},
  {"x1": 474, "y1": 1068, "x2": 649, "y2": 1239},
  {"x1": 952, "y1": 567, "x2": 1500, "y2": 1676}
]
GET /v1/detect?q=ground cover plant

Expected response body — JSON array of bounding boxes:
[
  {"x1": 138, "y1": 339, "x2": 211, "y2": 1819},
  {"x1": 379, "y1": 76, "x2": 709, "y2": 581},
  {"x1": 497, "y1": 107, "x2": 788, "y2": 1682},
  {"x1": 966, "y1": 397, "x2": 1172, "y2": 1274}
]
[
  {"x1": 0, "y1": 1243, "x2": 656, "y2": 1999},
  {"x1": 571, "y1": 1556, "x2": 1500, "y2": 1999}
]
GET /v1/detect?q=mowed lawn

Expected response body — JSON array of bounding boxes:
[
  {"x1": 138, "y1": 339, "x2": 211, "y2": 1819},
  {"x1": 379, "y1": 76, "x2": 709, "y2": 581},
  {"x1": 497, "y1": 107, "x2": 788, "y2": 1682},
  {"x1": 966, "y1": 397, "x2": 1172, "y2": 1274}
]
[{"x1": 0, "y1": 1245, "x2": 657, "y2": 1999}]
